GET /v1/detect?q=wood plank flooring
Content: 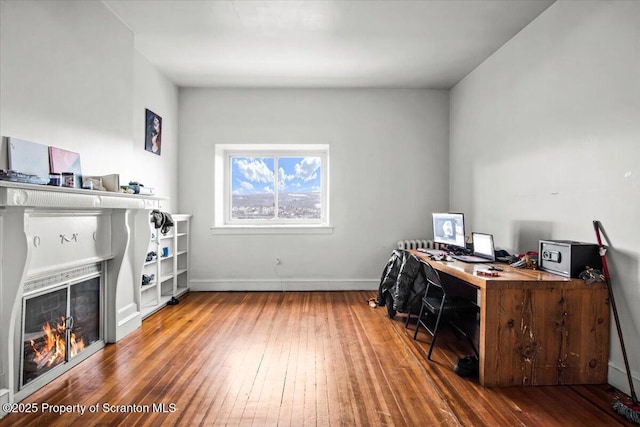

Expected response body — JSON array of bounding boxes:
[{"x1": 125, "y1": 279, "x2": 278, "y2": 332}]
[{"x1": 1, "y1": 291, "x2": 635, "y2": 426}]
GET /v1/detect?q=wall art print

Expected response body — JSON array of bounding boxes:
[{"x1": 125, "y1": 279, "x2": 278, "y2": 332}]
[
  {"x1": 7, "y1": 137, "x2": 50, "y2": 180},
  {"x1": 145, "y1": 109, "x2": 162, "y2": 155},
  {"x1": 49, "y1": 146, "x2": 82, "y2": 188}
]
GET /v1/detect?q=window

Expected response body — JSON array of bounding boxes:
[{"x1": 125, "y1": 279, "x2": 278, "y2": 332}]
[{"x1": 214, "y1": 144, "x2": 330, "y2": 232}]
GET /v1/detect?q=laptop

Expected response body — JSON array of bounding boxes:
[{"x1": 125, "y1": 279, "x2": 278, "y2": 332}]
[{"x1": 452, "y1": 232, "x2": 496, "y2": 263}]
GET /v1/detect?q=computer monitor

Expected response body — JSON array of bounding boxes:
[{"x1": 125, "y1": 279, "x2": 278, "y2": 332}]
[{"x1": 432, "y1": 212, "x2": 466, "y2": 249}]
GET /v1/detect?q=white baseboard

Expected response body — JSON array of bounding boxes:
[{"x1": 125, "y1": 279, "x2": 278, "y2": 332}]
[
  {"x1": 0, "y1": 388, "x2": 8, "y2": 419},
  {"x1": 115, "y1": 304, "x2": 141, "y2": 342},
  {"x1": 608, "y1": 361, "x2": 640, "y2": 397},
  {"x1": 190, "y1": 278, "x2": 378, "y2": 292},
  {"x1": 117, "y1": 303, "x2": 138, "y2": 322}
]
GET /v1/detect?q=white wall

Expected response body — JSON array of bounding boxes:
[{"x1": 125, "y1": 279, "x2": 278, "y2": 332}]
[
  {"x1": 0, "y1": 0, "x2": 178, "y2": 208},
  {"x1": 179, "y1": 89, "x2": 449, "y2": 290},
  {"x1": 133, "y1": 51, "x2": 179, "y2": 212},
  {"x1": 450, "y1": 0, "x2": 640, "y2": 394},
  {"x1": 0, "y1": 0, "x2": 133, "y2": 176},
  {"x1": 0, "y1": 0, "x2": 180, "y2": 397}
]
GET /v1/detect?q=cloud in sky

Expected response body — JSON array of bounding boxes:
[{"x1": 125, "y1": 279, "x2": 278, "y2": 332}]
[
  {"x1": 232, "y1": 156, "x2": 320, "y2": 194},
  {"x1": 234, "y1": 158, "x2": 274, "y2": 183},
  {"x1": 295, "y1": 157, "x2": 321, "y2": 182},
  {"x1": 278, "y1": 167, "x2": 294, "y2": 190}
]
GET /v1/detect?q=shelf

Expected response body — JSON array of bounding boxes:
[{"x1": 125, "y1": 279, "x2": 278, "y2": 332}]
[
  {"x1": 141, "y1": 299, "x2": 159, "y2": 310},
  {"x1": 141, "y1": 283, "x2": 158, "y2": 292},
  {"x1": 139, "y1": 214, "x2": 191, "y2": 320}
]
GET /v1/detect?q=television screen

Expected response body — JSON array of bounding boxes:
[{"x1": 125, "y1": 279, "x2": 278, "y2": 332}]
[{"x1": 432, "y1": 213, "x2": 466, "y2": 249}]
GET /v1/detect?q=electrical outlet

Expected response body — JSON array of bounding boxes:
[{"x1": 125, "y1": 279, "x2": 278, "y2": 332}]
[{"x1": 275, "y1": 258, "x2": 281, "y2": 265}]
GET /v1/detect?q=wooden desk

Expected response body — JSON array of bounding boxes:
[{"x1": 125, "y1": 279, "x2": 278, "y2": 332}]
[{"x1": 410, "y1": 250, "x2": 610, "y2": 387}]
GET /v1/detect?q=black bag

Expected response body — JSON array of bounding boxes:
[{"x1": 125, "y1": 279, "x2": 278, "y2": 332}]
[{"x1": 454, "y1": 355, "x2": 479, "y2": 378}]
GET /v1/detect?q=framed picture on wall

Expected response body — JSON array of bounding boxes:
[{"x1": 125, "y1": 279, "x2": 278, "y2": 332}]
[{"x1": 145, "y1": 109, "x2": 162, "y2": 155}]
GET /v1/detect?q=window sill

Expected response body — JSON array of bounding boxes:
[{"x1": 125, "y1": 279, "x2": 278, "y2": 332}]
[{"x1": 210, "y1": 225, "x2": 334, "y2": 235}]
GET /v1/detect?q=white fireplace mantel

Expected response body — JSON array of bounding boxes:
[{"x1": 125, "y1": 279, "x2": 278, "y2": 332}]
[
  {"x1": 0, "y1": 181, "x2": 165, "y2": 409},
  {"x1": 0, "y1": 181, "x2": 161, "y2": 210}
]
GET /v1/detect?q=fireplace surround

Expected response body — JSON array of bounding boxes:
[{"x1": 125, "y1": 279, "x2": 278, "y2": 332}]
[
  {"x1": 0, "y1": 182, "x2": 161, "y2": 411},
  {"x1": 20, "y1": 263, "x2": 103, "y2": 397}
]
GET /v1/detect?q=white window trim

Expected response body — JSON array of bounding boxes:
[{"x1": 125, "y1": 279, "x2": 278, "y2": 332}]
[{"x1": 212, "y1": 144, "x2": 332, "y2": 234}]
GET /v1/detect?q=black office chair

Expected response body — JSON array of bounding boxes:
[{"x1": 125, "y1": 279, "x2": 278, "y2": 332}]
[{"x1": 411, "y1": 259, "x2": 479, "y2": 360}]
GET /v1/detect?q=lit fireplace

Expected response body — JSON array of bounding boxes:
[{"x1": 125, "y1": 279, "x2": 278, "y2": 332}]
[
  {"x1": 21, "y1": 270, "x2": 102, "y2": 388},
  {"x1": 1, "y1": 181, "x2": 160, "y2": 410}
]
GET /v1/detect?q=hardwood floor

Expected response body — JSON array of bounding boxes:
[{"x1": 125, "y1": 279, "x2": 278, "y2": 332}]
[{"x1": 1, "y1": 291, "x2": 634, "y2": 426}]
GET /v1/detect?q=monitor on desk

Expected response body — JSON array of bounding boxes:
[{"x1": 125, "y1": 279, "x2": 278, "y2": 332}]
[{"x1": 432, "y1": 212, "x2": 466, "y2": 249}]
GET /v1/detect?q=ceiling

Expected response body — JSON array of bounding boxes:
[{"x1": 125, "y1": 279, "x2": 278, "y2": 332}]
[{"x1": 103, "y1": 0, "x2": 554, "y2": 89}]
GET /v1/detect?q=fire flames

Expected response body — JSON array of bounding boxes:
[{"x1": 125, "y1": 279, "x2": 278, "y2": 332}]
[{"x1": 29, "y1": 316, "x2": 85, "y2": 368}]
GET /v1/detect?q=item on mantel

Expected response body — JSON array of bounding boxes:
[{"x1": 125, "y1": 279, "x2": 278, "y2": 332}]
[
  {"x1": 121, "y1": 181, "x2": 155, "y2": 195},
  {"x1": 49, "y1": 173, "x2": 61, "y2": 186},
  {"x1": 81, "y1": 176, "x2": 106, "y2": 191},
  {"x1": 0, "y1": 169, "x2": 49, "y2": 185},
  {"x1": 83, "y1": 174, "x2": 119, "y2": 192},
  {"x1": 49, "y1": 146, "x2": 82, "y2": 188},
  {"x1": 61, "y1": 172, "x2": 76, "y2": 188},
  {"x1": 7, "y1": 137, "x2": 50, "y2": 183}
]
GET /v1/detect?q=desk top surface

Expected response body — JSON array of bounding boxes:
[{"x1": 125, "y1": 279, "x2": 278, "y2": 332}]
[{"x1": 409, "y1": 250, "x2": 604, "y2": 290}]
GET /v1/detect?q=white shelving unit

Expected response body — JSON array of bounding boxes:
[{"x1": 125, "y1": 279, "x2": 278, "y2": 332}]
[{"x1": 139, "y1": 214, "x2": 191, "y2": 319}]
